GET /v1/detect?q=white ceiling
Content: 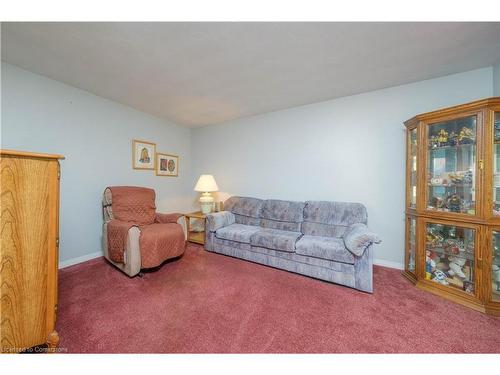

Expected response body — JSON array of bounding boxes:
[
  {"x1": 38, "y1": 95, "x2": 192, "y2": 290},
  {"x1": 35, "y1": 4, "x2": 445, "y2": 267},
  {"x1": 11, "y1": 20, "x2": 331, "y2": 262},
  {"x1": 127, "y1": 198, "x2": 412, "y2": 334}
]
[{"x1": 2, "y1": 22, "x2": 500, "y2": 127}]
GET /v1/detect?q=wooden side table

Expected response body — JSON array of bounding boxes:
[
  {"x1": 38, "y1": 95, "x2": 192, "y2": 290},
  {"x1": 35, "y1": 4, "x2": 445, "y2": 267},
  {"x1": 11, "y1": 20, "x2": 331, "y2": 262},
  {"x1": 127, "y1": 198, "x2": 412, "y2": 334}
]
[{"x1": 184, "y1": 211, "x2": 206, "y2": 245}]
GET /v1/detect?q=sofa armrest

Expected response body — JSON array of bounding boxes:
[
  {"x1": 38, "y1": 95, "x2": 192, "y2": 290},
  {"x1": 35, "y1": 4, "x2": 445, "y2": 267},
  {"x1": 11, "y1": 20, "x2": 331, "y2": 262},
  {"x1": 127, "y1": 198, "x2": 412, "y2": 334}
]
[
  {"x1": 155, "y1": 212, "x2": 183, "y2": 224},
  {"x1": 206, "y1": 211, "x2": 235, "y2": 232},
  {"x1": 343, "y1": 223, "x2": 381, "y2": 257}
]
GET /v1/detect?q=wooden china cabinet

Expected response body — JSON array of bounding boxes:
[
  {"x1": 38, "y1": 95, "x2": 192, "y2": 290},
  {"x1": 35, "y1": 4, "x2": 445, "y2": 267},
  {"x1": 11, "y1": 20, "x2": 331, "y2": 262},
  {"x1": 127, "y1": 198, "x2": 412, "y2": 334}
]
[{"x1": 403, "y1": 97, "x2": 500, "y2": 315}]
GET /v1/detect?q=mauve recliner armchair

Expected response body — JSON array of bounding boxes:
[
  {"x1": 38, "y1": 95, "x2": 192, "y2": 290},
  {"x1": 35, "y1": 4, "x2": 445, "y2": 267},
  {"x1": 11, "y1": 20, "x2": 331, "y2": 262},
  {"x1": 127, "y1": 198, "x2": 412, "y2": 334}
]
[{"x1": 102, "y1": 186, "x2": 187, "y2": 277}]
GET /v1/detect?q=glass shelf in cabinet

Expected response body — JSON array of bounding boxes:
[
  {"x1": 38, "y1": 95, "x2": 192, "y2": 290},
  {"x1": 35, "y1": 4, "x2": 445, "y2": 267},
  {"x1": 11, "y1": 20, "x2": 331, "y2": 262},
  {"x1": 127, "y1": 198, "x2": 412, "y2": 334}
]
[
  {"x1": 428, "y1": 143, "x2": 474, "y2": 151},
  {"x1": 428, "y1": 183, "x2": 473, "y2": 187},
  {"x1": 426, "y1": 246, "x2": 475, "y2": 261}
]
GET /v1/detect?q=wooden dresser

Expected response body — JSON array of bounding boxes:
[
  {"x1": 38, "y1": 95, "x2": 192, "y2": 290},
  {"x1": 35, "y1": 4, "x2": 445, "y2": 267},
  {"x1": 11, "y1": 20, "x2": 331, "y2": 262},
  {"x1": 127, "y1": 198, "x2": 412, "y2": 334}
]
[{"x1": 0, "y1": 149, "x2": 64, "y2": 353}]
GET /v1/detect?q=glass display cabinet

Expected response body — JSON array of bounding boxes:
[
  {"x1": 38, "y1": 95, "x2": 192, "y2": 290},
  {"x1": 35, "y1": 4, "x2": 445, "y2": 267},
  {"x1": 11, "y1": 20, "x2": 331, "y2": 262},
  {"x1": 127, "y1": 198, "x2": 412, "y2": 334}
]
[{"x1": 404, "y1": 97, "x2": 500, "y2": 315}]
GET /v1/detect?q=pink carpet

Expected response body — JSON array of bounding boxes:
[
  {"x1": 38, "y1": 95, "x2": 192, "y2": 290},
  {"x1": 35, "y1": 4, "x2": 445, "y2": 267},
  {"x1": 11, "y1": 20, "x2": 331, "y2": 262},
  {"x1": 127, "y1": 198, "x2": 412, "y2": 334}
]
[{"x1": 56, "y1": 244, "x2": 500, "y2": 353}]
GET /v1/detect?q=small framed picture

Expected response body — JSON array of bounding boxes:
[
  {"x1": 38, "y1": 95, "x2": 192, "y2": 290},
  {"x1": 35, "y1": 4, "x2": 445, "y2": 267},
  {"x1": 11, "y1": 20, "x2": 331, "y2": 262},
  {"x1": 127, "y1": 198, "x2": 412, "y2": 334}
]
[
  {"x1": 132, "y1": 140, "x2": 156, "y2": 170},
  {"x1": 156, "y1": 153, "x2": 179, "y2": 177}
]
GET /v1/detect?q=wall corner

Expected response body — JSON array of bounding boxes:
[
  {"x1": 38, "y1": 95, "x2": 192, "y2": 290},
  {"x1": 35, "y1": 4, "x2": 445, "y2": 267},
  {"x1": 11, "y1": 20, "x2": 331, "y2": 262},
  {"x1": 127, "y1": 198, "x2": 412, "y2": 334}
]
[{"x1": 494, "y1": 61, "x2": 500, "y2": 96}]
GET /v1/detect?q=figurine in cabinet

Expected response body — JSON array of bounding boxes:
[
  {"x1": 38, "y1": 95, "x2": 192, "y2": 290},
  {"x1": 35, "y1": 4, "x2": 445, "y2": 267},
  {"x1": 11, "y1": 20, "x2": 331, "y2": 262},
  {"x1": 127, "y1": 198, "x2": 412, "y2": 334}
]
[
  {"x1": 426, "y1": 227, "x2": 444, "y2": 247},
  {"x1": 431, "y1": 196, "x2": 444, "y2": 209},
  {"x1": 443, "y1": 239, "x2": 460, "y2": 255},
  {"x1": 463, "y1": 281, "x2": 474, "y2": 294},
  {"x1": 430, "y1": 178, "x2": 443, "y2": 186},
  {"x1": 432, "y1": 270, "x2": 449, "y2": 285},
  {"x1": 495, "y1": 121, "x2": 500, "y2": 141},
  {"x1": 426, "y1": 251, "x2": 436, "y2": 279},
  {"x1": 436, "y1": 261, "x2": 450, "y2": 273},
  {"x1": 426, "y1": 250, "x2": 438, "y2": 269},
  {"x1": 448, "y1": 131, "x2": 458, "y2": 146},
  {"x1": 426, "y1": 233, "x2": 442, "y2": 248},
  {"x1": 429, "y1": 135, "x2": 440, "y2": 149},
  {"x1": 446, "y1": 194, "x2": 462, "y2": 213},
  {"x1": 465, "y1": 241, "x2": 474, "y2": 254},
  {"x1": 463, "y1": 170, "x2": 473, "y2": 184},
  {"x1": 493, "y1": 252, "x2": 500, "y2": 292},
  {"x1": 437, "y1": 129, "x2": 449, "y2": 147},
  {"x1": 494, "y1": 202, "x2": 500, "y2": 216},
  {"x1": 448, "y1": 256, "x2": 467, "y2": 278},
  {"x1": 458, "y1": 127, "x2": 474, "y2": 144},
  {"x1": 448, "y1": 172, "x2": 464, "y2": 184},
  {"x1": 492, "y1": 264, "x2": 500, "y2": 292}
]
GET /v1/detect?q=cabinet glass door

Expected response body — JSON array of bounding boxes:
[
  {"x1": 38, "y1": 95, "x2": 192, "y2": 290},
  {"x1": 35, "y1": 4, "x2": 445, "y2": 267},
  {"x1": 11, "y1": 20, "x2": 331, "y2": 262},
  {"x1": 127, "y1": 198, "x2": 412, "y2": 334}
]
[
  {"x1": 425, "y1": 222, "x2": 475, "y2": 294},
  {"x1": 409, "y1": 128, "x2": 418, "y2": 209},
  {"x1": 407, "y1": 217, "x2": 416, "y2": 272},
  {"x1": 493, "y1": 113, "x2": 500, "y2": 216},
  {"x1": 492, "y1": 231, "x2": 500, "y2": 302},
  {"x1": 426, "y1": 115, "x2": 477, "y2": 215}
]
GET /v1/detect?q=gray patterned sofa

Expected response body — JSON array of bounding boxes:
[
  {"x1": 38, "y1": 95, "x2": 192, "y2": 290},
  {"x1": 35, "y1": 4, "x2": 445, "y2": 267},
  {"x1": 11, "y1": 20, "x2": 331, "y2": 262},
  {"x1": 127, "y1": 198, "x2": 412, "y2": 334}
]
[{"x1": 205, "y1": 197, "x2": 381, "y2": 293}]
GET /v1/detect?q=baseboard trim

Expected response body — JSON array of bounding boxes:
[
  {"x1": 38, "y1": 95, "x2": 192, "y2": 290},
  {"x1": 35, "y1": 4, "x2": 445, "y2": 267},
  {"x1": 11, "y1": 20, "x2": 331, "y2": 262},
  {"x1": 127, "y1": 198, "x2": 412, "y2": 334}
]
[
  {"x1": 374, "y1": 258, "x2": 404, "y2": 270},
  {"x1": 59, "y1": 251, "x2": 103, "y2": 269},
  {"x1": 59, "y1": 252, "x2": 404, "y2": 271}
]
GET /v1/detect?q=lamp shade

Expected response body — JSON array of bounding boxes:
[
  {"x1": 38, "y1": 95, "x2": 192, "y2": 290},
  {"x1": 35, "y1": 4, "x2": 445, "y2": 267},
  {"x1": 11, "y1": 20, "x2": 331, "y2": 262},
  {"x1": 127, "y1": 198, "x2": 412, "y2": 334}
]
[{"x1": 194, "y1": 174, "x2": 219, "y2": 192}]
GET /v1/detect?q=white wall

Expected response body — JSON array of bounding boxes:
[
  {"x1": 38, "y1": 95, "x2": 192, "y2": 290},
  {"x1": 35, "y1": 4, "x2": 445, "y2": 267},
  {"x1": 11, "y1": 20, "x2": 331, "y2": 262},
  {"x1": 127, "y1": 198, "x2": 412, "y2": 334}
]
[
  {"x1": 494, "y1": 61, "x2": 500, "y2": 96},
  {"x1": 1, "y1": 61, "x2": 496, "y2": 269},
  {"x1": 191, "y1": 67, "x2": 494, "y2": 267},
  {"x1": 1, "y1": 63, "x2": 192, "y2": 265}
]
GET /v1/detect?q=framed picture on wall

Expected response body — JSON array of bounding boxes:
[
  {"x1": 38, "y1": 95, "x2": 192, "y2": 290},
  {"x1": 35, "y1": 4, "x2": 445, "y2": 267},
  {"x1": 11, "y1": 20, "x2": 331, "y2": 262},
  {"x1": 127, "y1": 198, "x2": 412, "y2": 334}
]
[
  {"x1": 156, "y1": 153, "x2": 179, "y2": 177},
  {"x1": 132, "y1": 139, "x2": 156, "y2": 170}
]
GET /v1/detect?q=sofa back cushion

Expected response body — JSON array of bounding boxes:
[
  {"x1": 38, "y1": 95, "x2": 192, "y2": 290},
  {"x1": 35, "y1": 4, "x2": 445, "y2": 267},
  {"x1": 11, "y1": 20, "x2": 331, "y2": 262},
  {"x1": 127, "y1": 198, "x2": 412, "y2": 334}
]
[
  {"x1": 302, "y1": 201, "x2": 367, "y2": 238},
  {"x1": 260, "y1": 199, "x2": 305, "y2": 232},
  {"x1": 224, "y1": 196, "x2": 263, "y2": 226}
]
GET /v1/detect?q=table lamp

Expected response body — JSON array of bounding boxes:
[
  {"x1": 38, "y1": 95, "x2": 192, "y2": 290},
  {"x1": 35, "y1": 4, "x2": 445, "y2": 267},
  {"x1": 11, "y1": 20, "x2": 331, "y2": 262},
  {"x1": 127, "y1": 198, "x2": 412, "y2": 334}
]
[{"x1": 194, "y1": 174, "x2": 219, "y2": 214}]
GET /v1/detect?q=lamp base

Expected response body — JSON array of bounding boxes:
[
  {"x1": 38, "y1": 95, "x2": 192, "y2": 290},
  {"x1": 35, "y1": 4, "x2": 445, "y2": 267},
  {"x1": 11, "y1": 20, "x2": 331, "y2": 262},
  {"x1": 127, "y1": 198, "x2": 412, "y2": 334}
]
[{"x1": 199, "y1": 192, "x2": 214, "y2": 214}]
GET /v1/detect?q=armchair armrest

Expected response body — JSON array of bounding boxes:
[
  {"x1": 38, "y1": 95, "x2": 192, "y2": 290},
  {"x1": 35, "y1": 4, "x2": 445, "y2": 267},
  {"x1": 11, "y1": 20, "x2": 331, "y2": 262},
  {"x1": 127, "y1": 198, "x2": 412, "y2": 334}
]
[
  {"x1": 206, "y1": 211, "x2": 235, "y2": 232},
  {"x1": 343, "y1": 223, "x2": 381, "y2": 257},
  {"x1": 155, "y1": 213, "x2": 187, "y2": 240},
  {"x1": 155, "y1": 212, "x2": 183, "y2": 224}
]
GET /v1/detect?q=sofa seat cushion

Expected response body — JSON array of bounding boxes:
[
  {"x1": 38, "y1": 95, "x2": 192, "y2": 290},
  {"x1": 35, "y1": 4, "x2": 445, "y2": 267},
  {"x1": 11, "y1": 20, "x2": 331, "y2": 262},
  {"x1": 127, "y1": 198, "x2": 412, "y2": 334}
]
[
  {"x1": 250, "y1": 228, "x2": 302, "y2": 252},
  {"x1": 295, "y1": 235, "x2": 355, "y2": 264},
  {"x1": 215, "y1": 223, "x2": 261, "y2": 244}
]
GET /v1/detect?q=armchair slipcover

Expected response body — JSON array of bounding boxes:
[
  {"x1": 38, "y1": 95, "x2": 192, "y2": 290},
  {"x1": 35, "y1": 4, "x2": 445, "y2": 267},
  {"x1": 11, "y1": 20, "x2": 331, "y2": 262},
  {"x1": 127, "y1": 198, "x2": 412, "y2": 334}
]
[{"x1": 102, "y1": 186, "x2": 187, "y2": 277}]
